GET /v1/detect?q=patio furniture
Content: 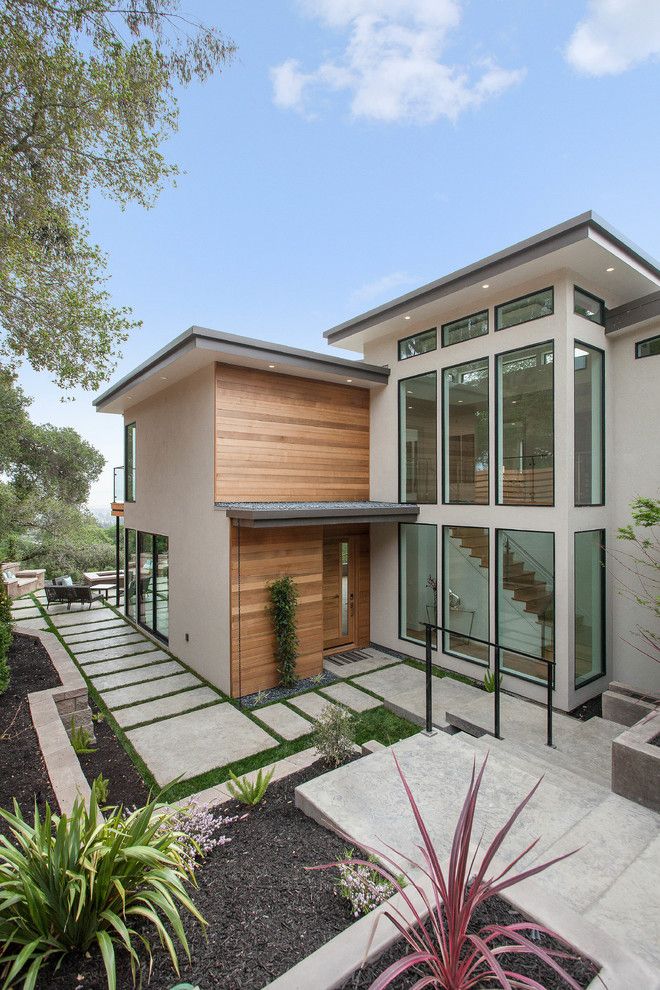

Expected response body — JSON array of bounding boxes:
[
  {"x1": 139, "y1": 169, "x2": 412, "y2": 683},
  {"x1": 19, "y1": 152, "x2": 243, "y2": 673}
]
[
  {"x1": 44, "y1": 585, "x2": 103, "y2": 610},
  {"x1": 83, "y1": 570, "x2": 125, "y2": 588},
  {"x1": 94, "y1": 583, "x2": 117, "y2": 600},
  {"x1": 1, "y1": 561, "x2": 46, "y2": 599}
]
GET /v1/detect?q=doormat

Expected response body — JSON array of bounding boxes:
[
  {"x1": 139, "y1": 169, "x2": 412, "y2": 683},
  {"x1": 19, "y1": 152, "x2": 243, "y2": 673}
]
[{"x1": 325, "y1": 649, "x2": 371, "y2": 665}]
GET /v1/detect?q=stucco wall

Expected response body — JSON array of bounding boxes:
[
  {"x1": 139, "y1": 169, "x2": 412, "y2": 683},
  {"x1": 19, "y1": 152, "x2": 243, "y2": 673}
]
[{"x1": 122, "y1": 365, "x2": 232, "y2": 693}]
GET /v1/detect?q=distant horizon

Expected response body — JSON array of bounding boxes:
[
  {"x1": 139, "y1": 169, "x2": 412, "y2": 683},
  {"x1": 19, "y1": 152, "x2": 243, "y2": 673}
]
[{"x1": 14, "y1": 0, "x2": 660, "y2": 509}]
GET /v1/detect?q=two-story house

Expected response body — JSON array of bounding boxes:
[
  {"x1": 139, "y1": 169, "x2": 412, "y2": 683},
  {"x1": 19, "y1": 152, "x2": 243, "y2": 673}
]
[{"x1": 95, "y1": 211, "x2": 660, "y2": 713}]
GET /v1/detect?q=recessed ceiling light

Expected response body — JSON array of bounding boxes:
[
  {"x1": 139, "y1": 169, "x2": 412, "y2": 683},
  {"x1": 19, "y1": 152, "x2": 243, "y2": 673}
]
[
  {"x1": 482, "y1": 283, "x2": 490, "y2": 289},
  {"x1": 160, "y1": 376, "x2": 168, "y2": 381},
  {"x1": 512, "y1": 400, "x2": 517, "y2": 404},
  {"x1": 457, "y1": 400, "x2": 463, "y2": 404},
  {"x1": 606, "y1": 266, "x2": 614, "y2": 272},
  {"x1": 404, "y1": 314, "x2": 411, "y2": 320},
  {"x1": 346, "y1": 378, "x2": 353, "y2": 383},
  {"x1": 268, "y1": 364, "x2": 276, "y2": 369},
  {"x1": 407, "y1": 405, "x2": 413, "y2": 410}
]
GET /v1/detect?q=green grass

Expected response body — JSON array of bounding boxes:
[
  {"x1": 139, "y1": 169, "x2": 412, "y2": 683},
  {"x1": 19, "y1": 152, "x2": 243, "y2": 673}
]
[{"x1": 403, "y1": 656, "x2": 479, "y2": 688}]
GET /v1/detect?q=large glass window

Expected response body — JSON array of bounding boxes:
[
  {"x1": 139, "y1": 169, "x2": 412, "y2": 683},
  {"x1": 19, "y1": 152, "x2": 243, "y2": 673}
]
[
  {"x1": 398, "y1": 328, "x2": 437, "y2": 360},
  {"x1": 636, "y1": 334, "x2": 660, "y2": 358},
  {"x1": 443, "y1": 358, "x2": 489, "y2": 503},
  {"x1": 138, "y1": 532, "x2": 154, "y2": 628},
  {"x1": 399, "y1": 372, "x2": 437, "y2": 503},
  {"x1": 399, "y1": 524, "x2": 437, "y2": 646},
  {"x1": 497, "y1": 342, "x2": 554, "y2": 505},
  {"x1": 154, "y1": 534, "x2": 169, "y2": 640},
  {"x1": 574, "y1": 286, "x2": 605, "y2": 325},
  {"x1": 125, "y1": 529, "x2": 137, "y2": 621},
  {"x1": 443, "y1": 527, "x2": 489, "y2": 665},
  {"x1": 497, "y1": 530, "x2": 554, "y2": 683},
  {"x1": 442, "y1": 310, "x2": 488, "y2": 348},
  {"x1": 124, "y1": 422, "x2": 136, "y2": 502},
  {"x1": 574, "y1": 343, "x2": 604, "y2": 505},
  {"x1": 574, "y1": 531, "x2": 605, "y2": 687},
  {"x1": 496, "y1": 287, "x2": 554, "y2": 331}
]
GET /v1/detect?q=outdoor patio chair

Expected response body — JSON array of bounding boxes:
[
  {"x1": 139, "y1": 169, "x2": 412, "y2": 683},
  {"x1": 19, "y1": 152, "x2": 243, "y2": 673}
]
[{"x1": 44, "y1": 585, "x2": 103, "y2": 610}]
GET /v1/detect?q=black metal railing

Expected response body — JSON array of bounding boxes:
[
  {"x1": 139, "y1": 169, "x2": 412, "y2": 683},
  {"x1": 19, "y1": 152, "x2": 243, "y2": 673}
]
[{"x1": 423, "y1": 623, "x2": 556, "y2": 748}]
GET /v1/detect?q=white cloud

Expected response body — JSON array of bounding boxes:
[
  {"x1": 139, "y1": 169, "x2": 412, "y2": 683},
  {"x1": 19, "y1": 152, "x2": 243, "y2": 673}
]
[
  {"x1": 272, "y1": 0, "x2": 525, "y2": 123},
  {"x1": 350, "y1": 270, "x2": 415, "y2": 305},
  {"x1": 566, "y1": 0, "x2": 660, "y2": 76}
]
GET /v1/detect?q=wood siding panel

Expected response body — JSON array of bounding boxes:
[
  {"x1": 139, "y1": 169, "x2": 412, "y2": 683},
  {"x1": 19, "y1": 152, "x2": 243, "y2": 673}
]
[{"x1": 215, "y1": 364, "x2": 370, "y2": 503}]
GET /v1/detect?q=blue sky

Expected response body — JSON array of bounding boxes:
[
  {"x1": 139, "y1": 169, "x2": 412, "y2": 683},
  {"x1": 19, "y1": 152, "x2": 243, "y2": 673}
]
[{"x1": 16, "y1": 0, "x2": 660, "y2": 510}]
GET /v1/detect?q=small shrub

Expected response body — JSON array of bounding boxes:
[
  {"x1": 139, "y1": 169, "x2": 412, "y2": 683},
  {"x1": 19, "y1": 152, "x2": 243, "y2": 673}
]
[
  {"x1": 267, "y1": 575, "x2": 299, "y2": 688},
  {"x1": 335, "y1": 847, "x2": 398, "y2": 918},
  {"x1": 253, "y1": 689, "x2": 269, "y2": 707},
  {"x1": 483, "y1": 669, "x2": 503, "y2": 693},
  {"x1": 312, "y1": 704, "x2": 355, "y2": 767},
  {"x1": 92, "y1": 710, "x2": 105, "y2": 723},
  {"x1": 92, "y1": 773, "x2": 110, "y2": 804},
  {"x1": 0, "y1": 582, "x2": 12, "y2": 696},
  {"x1": 0, "y1": 582, "x2": 11, "y2": 626},
  {"x1": 226, "y1": 766, "x2": 274, "y2": 806},
  {"x1": 0, "y1": 785, "x2": 206, "y2": 990},
  {"x1": 70, "y1": 719, "x2": 96, "y2": 753},
  {"x1": 164, "y1": 801, "x2": 245, "y2": 872}
]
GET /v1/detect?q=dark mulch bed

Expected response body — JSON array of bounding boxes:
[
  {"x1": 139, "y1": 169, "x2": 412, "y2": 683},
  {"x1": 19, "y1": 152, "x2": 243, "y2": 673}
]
[
  {"x1": 0, "y1": 634, "x2": 59, "y2": 837},
  {"x1": 76, "y1": 700, "x2": 150, "y2": 808},
  {"x1": 568, "y1": 694, "x2": 602, "y2": 721},
  {"x1": 45, "y1": 761, "x2": 359, "y2": 990},
  {"x1": 240, "y1": 669, "x2": 339, "y2": 708},
  {"x1": 341, "y1": 896, "x2": 599, "y2": 989}
]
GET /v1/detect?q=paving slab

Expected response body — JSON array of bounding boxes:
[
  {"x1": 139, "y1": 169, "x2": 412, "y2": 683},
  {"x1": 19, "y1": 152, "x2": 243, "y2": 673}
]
[
  {"x1": 89, "y1": 660, "x2": 183, "y2": 692},
  {"x1": 74, "y1": 632, "x2": 145, "y2": 654},
  {"x1": 11, "y1": 607, "x2": 43, "y2": 620},
  {"x1": 98, "y1": 671, "x2": 201, "y2": 709},
  {"x1": 48, "y1": 606, "x2": 116, "y2": 627},
  {"x1": 253, "y1": 702, "x2": 314, "y2": 740},
  {"x1": 73, "y1": 640, "x2": 159, "y2": 663},
  {"x1": 319, "y1": 681, "x2": 382, "y2": 712},
  {"x1": 114, "y1": 686, "x2": 222, "y2": 728},
  {"x1": 127, "y1": 703, "x2": 276, "y2": 786},
  {"x1": 78, "y1": 652, "x2": 171, "y2": 677},
  {"x1": 61, "y1": 620, "x2": 127, "y2": 642},
  {"x1": 12, "y1": 618, "x2": 50, "y2": 631},
  {"x1": 11, "y1": 598, "x2": 39, "y2": 610},
  {"x1": 288, "y1": 692, "x2": 339, "y2": 721}
]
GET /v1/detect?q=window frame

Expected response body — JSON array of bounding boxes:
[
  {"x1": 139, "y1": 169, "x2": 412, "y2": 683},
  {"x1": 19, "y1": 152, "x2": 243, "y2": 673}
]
[
  {"x1": 124, "y1": 421, "x2": 136, "y2": 503},
  {"x1": 495, "y1": 339, "x2": 555, "y2": 507},
  {"x1": 442, "y1": 525, "x2": 489, "y2": 668},
  {"x1": 635, "y1": 333, "x2": 660, "y2": 359},
  {"x1": 441, "y1": 309, "x2": 489, "y2": 349},
  {"x1": 495, "y1": 286, "x2": 554, "y2": 332},
  {"x1": 441, "y1": 355, "x2": 490, "y2": 505},
  {"x1": 574, "y1": 285, "x2": 606, "y2": 326},
  {"x1": 495, "y1": 527, "x2": 556, "y2": 688},
  {"x1": 398, "y1": 521, "x2": 438, "y2": 650},
  {"x1": 126, "y1": 528, "x2": 169, "y2": 643},
  {"x1": 398, "y1": 370, "x2": 438, "y2": 505},
  {"x1": 397, "y1": 327, "x2": 437, "y2": 361},
  {"x1": 574, "y1": 339, "x2": 605, "y2": 507},
  {"x1": 124, "y1": 527, "x2": 136, "y2": 622},
  {"x1": 573, "y1": 529, "x2": 606, "y2": 690}
]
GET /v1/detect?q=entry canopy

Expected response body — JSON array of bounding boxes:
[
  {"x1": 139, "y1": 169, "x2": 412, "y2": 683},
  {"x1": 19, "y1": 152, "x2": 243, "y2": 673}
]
[{"x1": 217, "y1": 500, "x2": 419, "y2": 528}]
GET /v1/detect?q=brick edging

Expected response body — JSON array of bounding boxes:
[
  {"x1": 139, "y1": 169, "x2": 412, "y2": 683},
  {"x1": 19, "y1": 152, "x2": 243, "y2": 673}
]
[{"x1": 14, "y1": 627, "x2": 94, "y2": 814}]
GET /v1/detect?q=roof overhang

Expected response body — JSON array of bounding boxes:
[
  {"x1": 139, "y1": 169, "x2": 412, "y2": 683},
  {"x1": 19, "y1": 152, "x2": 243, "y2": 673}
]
[
  {"x1": 605, "y1": 289, "x2": 660, "y2": 334},
  {"x1": 324, "y1": 212, "x2": 660, "y2": 352},
  {"x1": 218, "y1": 501, "x2": 419, "y2": 528},
  {"x1": 94, "y1": 326, "x2": 389, "y2": 414}
]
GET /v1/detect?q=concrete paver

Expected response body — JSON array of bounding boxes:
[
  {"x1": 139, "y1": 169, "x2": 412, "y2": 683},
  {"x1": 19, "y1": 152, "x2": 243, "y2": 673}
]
[
  {"x1": 127, "y1": 703, "x2": 276, "y2": 786},
  {"x1": 114, "y1": 686, "x2": 221, "y2": 728},
  {"x1": 78, "y1": 652, "x2": 171, "y2": 677},
  {"x1": 75, "y1": 632, "x2": 145, "y2": 654},
  {"x1": 253, "y1": 702, "x2": 314, "y2": 740},
  {"x1": 288, "y1": 692, "x2": 339, "y2": 720},
  {"x1": 98, "y1": 671, "x2": 201, "y2": 708},
  {"x1": 74, "y1": 640, "x2": 159, "y2": 663},
  {"x1": 61, "y1": 620, "x2": 127, "y2": 642},
  {"x1": 89, "y1": 660, "x2": 183, "y2": 692},
  {"x1": 319, "y1": 681, "x2": 382, "y2": 712}
]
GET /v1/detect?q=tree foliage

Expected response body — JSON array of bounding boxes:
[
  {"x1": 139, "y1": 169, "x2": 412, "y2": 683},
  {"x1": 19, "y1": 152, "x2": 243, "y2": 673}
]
[
  {"x1": 0, "y1": 1, "x2": 235, "y2": 389},
  {"x1": 614, "y1": 495, "x2": 660, "y2": 666}
]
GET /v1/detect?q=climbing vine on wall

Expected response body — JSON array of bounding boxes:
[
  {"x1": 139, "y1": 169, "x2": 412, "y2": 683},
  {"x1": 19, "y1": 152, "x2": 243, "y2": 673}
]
[{"x1": 267, "y1": 576, "x2": 300, "y2": 688}]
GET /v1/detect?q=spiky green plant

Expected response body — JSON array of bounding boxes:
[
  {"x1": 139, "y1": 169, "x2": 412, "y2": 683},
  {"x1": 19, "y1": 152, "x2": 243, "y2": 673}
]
[
  {"x1": 0, "y1": 784, "x2": 206, "y2": 990},
  {"x1": 92, "y1": 773, "x2": 110, "y2": 804},
  {"x1": 69, "y1": 719, "x2": 96, "y2": 754},
  {"x1": 225, "y1": 766, "x2": 274, "y2": 806},
  {"x1": 483, "y1": 669, "x2": 503, "y2": 694}
]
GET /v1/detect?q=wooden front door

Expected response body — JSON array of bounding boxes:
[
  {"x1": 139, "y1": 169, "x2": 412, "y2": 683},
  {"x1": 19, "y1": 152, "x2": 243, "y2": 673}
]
[{"x1": 323, "y1": 535, "x2": 357, "y2": 650}]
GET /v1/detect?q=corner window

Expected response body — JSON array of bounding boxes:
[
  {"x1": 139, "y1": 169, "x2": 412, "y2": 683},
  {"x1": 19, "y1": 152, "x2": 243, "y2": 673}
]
[
  {"x1": 574, "y1": 286, "x2": 605, "y2": 326},
  {"x1": 495, "y1": 287, "x2": 554, "y2": 331},
  {"x1": 496, "y1": 342, "x2": 554, "y2": 506},
  {"x1": 442, "y1": 310, "x2": 488, "y2": 348},
  {"x1": 574, "y1": 530, "x2": 605, "y2": 688},
  {"x1": 443, "y1": 526, "x2": 489, "y2": 665},
  {"x1": 399, "y1": 523, "x2": 437, "y2": 647},
  {"x1": 443, "y1": 358, "x2": 489, "y2": 504},
  {"x1": 574, "y1": 343, "x2": 604, "y2": 505},
  {"x1": 497, "y1": 529, "x2": 554, "y2": 684},
  {"x1": 399, "y1": 372, "x2": 437, "y2": 503},
  {"x1": 124, "y1": 422, "x2": 136, "y2": 502},
  {"x1": 398, "y1": 328, "x2": 437, "y2": 360},
  {"x1": 636, "y1": 334, "x2": 660, "y2": 359}
]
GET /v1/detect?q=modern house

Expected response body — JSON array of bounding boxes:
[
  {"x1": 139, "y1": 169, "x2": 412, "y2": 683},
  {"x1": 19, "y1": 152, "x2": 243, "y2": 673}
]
[{"x1": 94, "y1": 212, "x2": 660, "y2": 712}]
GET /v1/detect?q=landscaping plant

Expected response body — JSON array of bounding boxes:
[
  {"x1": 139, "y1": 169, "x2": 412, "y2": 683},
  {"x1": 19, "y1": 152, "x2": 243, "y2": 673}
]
[
  {"x1": 318, "y1": 753, "x2": 582, "y2": 990},
  {"x1": 336, "y1": 848, "x2": 399, "y2": 919},
  {"x1": 267, "y1": 575, "x2": 299, "y2": 687},
  {"x1": 312, "y1": 704, "x2": 355, "y2": 767},
  {"x1": 165, "y1": 801, "x2": 245, "y2": 872},
  {"x1": 0, "y1": 782, "x2": 206, "y2": 990},
  {"x1": 483, "y1": 670, "x2": 502, "y2": 694},
  {"x1": 92, "y1": 773, "x2": 110, "y2": 804},
  {"x1": 69, "y1": 718, "x2": 96, "y2": 754},
  {"x1": 0, "y1": 582, "x2": 12, "y2": 696},
  {"x1": 226, "y1": 766, "x2": 275, "y2": 806}
]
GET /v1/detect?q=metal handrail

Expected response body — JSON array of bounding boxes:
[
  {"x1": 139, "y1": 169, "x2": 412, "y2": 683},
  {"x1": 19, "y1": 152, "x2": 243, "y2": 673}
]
[
  {"x1": 423, "y1": 623, "x2": 556, "y2": 748},
  {"x1": 504, "y1": 533, "x2": 554, "y2": 584}
]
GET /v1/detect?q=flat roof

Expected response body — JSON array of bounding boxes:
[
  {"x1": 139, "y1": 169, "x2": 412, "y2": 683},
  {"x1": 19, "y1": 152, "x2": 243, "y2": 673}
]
[
  {"x1": 94, "y1": 326, "x2": 389, "y2": 414},
  {"x1": 324, "y1": 211, "x2": 660, "y2": 346},
  {"x1": 217, "y1": 500, "x2": 419, "y2": 528}
]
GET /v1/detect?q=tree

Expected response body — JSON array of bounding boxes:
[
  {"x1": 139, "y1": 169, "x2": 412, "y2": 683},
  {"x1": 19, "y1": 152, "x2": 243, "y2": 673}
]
[
  {"x1": 613, "y1": 495, "x2": 660, "y2": 666},
  {"x1": 0, "y1": 1, "x2": 235, "y2": 390}
]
